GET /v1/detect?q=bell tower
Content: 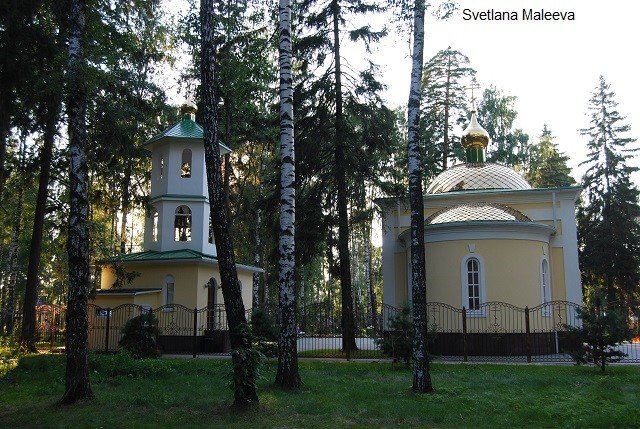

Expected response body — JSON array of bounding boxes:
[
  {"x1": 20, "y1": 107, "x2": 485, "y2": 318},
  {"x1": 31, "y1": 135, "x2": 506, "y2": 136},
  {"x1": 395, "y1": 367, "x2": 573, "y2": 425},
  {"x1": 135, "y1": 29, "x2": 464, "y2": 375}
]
[{"x1": 142, "y1": 104, "x2": 231, "y2": 256}]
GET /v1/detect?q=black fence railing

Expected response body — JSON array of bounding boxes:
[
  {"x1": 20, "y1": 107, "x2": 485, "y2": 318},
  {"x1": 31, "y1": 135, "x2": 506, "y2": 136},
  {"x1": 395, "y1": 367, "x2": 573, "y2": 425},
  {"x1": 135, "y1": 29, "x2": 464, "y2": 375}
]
[{"x1": 33, "y1": 301, "x2": 640, "y2": 363}]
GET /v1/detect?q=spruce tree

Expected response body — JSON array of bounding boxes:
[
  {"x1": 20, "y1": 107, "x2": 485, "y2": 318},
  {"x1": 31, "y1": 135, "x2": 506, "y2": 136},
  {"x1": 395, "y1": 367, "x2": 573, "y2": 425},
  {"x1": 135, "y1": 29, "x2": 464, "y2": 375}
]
[
  {"x1": 526, "y1": 125, "x2": 575, "y2": 188},
  {"x1": 577, "y1": 76, "x2": 640, "y2": 310}
]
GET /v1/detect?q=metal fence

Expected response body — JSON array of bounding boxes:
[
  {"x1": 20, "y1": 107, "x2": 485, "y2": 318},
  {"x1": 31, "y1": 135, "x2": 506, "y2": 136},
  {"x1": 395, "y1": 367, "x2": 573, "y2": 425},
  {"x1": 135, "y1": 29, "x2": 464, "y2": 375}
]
[{"x1": 33, "y1": 301, "x2": 640, "y2": 363}]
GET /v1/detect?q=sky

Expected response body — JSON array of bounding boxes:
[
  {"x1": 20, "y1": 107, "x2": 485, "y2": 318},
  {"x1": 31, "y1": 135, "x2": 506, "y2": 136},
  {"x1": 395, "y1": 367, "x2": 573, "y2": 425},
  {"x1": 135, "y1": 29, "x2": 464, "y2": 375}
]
[
  {"x1": 166, "y1": 0, "x2": 640, "y2": 182},
  {"x1": 367, "y1": 0, "x2": 640, "y2": 182}
]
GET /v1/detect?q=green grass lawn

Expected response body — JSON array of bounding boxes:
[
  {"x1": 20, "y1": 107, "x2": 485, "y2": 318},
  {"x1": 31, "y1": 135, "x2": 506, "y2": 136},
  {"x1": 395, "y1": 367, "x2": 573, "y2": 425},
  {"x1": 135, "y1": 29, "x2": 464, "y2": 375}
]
[{"x1": 1, "y1": 351, "x2": 639, "y2": 428}]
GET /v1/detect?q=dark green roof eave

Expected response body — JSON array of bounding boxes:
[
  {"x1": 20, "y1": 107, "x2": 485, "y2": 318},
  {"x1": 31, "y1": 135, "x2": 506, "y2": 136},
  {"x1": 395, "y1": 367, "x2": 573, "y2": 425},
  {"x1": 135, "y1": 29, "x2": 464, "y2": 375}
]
[
  {"x1": 100, "y1": 249, "x2": 217, "y2": 264},
  {"x1": 143, "y1": 118, "x2": 231, "y2": 153}
]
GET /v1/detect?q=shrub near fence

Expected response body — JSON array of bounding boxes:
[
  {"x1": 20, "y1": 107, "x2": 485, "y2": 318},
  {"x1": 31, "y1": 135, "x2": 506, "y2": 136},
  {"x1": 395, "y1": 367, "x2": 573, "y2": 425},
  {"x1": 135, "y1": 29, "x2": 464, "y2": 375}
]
[{"x1": 33, "y1": 301, "x2": 640, "y2": 363}]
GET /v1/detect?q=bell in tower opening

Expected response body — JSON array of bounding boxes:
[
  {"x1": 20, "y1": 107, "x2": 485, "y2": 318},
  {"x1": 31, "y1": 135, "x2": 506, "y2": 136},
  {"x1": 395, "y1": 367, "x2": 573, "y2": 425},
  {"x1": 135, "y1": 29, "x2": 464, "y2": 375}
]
[{"x1": 174, "y1": 205, "x2": 192, "y2": 241}]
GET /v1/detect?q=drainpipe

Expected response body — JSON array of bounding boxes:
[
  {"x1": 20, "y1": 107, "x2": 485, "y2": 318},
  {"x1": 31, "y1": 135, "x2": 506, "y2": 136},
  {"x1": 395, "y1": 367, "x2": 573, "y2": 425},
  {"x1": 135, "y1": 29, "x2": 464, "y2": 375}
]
[{"x1": 552, "y1": 191, "x2": 557, "y2": 234}]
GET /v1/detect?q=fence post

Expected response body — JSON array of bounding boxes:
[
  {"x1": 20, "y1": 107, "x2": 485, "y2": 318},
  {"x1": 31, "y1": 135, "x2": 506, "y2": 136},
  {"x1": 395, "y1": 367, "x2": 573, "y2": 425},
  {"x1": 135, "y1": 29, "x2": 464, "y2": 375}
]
[
  {"x1": 525, "y1": 306, "x2": 531, "y2": 363},
  {"x1": 462, "y1": 307, "x2": 468, "y2": 362},
  {"x1": 105, "y1": 308, "x2": 111, "y2": 353},
  {"x1": 192, "y1": 307, "x2": 198, "y2": 358}
]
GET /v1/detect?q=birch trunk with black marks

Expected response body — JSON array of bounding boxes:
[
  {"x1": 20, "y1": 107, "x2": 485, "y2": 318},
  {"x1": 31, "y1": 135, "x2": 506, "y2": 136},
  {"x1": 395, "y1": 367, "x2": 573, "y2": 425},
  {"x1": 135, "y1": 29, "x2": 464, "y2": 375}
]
[
  {"x1": 2, "y1": 135, "x2": 26, "y2": 335},
  {"x1": 407, "y1": 0, "x2": 433, "y2": 393},
  {"x1": 200, "y1": 0, "x2": 258, "y2": 407},
  {"x1": 331, "y1": 0, "x2": 357, "y2": 352},
  {"x1": 21, "y1": 98, "x2": 61, "y2": 350},
  {"x1": 60, "y1": 0, "x2": 94, "y2": 404},
  {"x1": 275, "y1": 0, "x2": 301, "y2": 389}
]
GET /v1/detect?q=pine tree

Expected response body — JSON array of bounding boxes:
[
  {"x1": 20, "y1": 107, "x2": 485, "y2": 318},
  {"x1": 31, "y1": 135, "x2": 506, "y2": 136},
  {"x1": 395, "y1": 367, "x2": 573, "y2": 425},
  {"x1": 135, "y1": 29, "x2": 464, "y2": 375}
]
[
  {"x1": 577, "y1": 76, "x2": 640, "y2": 310},
  {"x1": 421, "y1": 47, "x2": 475, "y2": 176},
  {"x1": 526, "y1": 125, "x2": 575, "y2": 188}
]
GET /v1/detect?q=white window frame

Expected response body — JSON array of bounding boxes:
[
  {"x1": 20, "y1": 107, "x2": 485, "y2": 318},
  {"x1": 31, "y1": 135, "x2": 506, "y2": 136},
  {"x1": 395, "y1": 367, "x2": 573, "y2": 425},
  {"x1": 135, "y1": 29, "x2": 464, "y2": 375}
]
[
  {"x1": 540, "y1": 257, "x2": 551, "y2": 316},
  {"x1": 151, "y1": 209, "x2": 159, "y2": 242},
  {"x1": 460, "y1": 253, "x2": 486, "y2": 316}
]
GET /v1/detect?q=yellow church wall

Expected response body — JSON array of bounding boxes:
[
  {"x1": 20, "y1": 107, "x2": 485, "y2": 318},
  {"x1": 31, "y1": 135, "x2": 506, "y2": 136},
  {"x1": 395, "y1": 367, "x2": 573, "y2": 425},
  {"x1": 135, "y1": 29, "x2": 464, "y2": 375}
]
[
  {"x1": 97, "y1": 262, "x2": 254, "y2": 311},
  {"x1": 394, "y1": 252, "x2": 408, "y2": 306},
  {"x1": 425, "y1": 239, "x2": 547, "y2": 308},
  {"x1": 551, "y1": 247, "x2": 567, "y2": 301}
]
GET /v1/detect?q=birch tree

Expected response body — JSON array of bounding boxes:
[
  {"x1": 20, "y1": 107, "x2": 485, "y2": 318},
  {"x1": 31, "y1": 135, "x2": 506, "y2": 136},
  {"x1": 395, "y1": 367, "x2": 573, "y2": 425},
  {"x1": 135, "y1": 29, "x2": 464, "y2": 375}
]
[
  {"x1": 200, "y1": 0, "x2": 258, "y2": 407},
  {"x1": 275, "y1": 0, "x2": 301, "y2": 389},
  {"x1": 60, "y1": 0, "x2": 94, "y2": 404},
  {"x1": 406, "y1": 0, "x2": 433, "y2": 393}
]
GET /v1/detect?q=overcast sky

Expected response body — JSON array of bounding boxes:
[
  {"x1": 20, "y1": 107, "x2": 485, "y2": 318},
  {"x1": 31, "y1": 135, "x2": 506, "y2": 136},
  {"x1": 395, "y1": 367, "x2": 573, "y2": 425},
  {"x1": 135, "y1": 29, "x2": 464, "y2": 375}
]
[{"x1": 370, "y1": 0, "x2": 640, "y2": 182}]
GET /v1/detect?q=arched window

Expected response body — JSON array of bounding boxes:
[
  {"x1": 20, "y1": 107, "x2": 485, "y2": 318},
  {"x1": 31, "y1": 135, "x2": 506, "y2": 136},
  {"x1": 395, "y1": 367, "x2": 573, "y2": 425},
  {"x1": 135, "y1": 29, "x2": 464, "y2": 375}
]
[
  {"x1": 151, "y1": 209, "x2": 159, "y2": 242},
  {"x1": 541, "y1": 258, "x2": 551, "y2": 314},
  {"x1": 164, "y1": 275, "x2": 175, "y2": 306},
  {"x1": 160, "y1": 156, "x2": 164, "y2": 180},
  {"x1": 206, "y1": 278, "x2": 217, "y2": 330},
  {"x1": 174, "y1": 205, "x2": 192, "y2": 241},
  {"x1": 181, "y1": 149, "x2": 192, "y2": 178},
  {"x1": 461, "y1": 254, "x2": 485, "y2": 314},
  {"x1": 208, "y1": 216, "x2": 215, "y2": 244}
]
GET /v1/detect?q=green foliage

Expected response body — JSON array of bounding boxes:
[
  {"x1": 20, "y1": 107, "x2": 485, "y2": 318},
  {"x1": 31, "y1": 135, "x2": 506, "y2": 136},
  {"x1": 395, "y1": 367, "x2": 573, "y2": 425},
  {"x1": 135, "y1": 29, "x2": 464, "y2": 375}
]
[
  {"x1": 526, "y1": 125, "x2": 575, "y2": 188},
  {"x1": 477, "y1": 86, "x2": 530, "y2": 167},
  {"x1": 250, "y1": 308, "x2": 279, "y2": 358},
  {"x1": 118, "y1": 312, "x2": 161, "y2": 359},
  {"x1": 110, "y1": 263, "x2": 141, "y2": 288},
  {"x1": 577, "y1": 76, "x2": 640, "y2": 309},
  {"x1": 377, "y1": 305, "x2": 413, "y2": 364},
  {"x1": 566, "y1": 292, "x2": 631, "y2": 372},
  {"x1": 229, "y1": 323, "x2": 263, "y2": 406}
]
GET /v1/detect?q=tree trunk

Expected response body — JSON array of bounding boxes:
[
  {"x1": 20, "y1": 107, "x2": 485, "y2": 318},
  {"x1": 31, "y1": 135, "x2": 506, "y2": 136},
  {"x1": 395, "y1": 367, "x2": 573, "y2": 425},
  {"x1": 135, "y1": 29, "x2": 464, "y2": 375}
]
[
  {"x1": 331, "y1": 0, "x2": 357, "y2": 353},
  {"x1": 275, "y1": 0, "x2": 301, "y2": 389},
  {"x1": 2, "y1": 135, "x2": 26, "y2": 335},
  {"x1": 364, "y1": 224, "x2": 377, "y2": 330},
  {"x1": 252, "y1": 206, "x2": 262, "y2": 309},
  {"x1": 119, "y1": 161, "x2": 132, "y2": 254},
  {"x1": 21, "y1": 97, "x2": 61, "y2": 351},
  {"x1": 407, "y1": 0, "x2": 433, "y2": 393},
  {"x1": 442, "y1": 52, "x2": 451, "y2": 170},
  {"x1": 59, "y1": 0, "x2": 94, "y2": 404},
  {"x1": 200, "y1": 0, "x2": 258, "y2": 408}
]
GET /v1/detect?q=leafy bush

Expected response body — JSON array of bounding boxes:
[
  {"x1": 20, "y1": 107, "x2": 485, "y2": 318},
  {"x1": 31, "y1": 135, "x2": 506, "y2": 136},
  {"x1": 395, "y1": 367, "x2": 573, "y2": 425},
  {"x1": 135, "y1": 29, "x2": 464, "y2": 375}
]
[
  {"x1": 376, "y1": 305, "x2": 436, "y2": 365},
  {"x1": 118, "y1": 312, "x2": 161, "y2": 359},
  {"x1": 566, "y1": 291, "x2": 631, "y2": 372},
  {"x1": 229, "y1": 323, "x2": 263, "y2": 406},
  {"x1": 376, "y1": 306, "x2": 412, "y2": 364},
  {"x1": 251, "y1": 307, "x2": 279, "y2": 358},
  {"x1": 250, "y1": 307, "x2": 278, "y2": 341}
]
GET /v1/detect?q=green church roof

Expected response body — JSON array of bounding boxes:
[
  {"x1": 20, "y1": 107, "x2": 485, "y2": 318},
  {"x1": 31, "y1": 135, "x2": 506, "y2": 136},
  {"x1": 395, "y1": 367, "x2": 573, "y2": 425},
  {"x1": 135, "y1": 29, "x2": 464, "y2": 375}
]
[
  {"x1": 104, "y1": 249, "x2": 217, "y2": 263},
  {"x1": 102, "y1": 249, "x2": 264, "y2": 273},
  {"x1": 144, "y1": 117, "x2": 232, "y2": 153}
]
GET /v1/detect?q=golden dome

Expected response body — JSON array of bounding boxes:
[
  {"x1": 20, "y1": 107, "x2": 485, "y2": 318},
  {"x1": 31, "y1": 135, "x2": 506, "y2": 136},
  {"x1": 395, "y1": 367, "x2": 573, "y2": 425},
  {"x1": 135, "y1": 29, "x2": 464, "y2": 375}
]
[{"x1": 461, "y1": 110, "x2": 490, "y2": 150}]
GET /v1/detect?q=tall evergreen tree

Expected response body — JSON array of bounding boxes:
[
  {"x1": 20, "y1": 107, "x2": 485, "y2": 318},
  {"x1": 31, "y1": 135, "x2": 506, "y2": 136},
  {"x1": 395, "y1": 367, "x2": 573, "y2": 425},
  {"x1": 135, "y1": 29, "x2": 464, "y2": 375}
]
[
  {"x1": 275, "y1": 0, "x2": 301, "y2": 389},
  {"x1": 526, "y1": 125, "x2": 575, "y2": 188},
  {"x1": 577, "y1": 76, "x2": 640, "y2": 309},
  {"x1": 60, "y1": 0, "x2": 94, "y2": 404},
  {"x1": 200, "y1": 0, "x2": 258, "y2": 408},
  {"x1": 421, "y1": 47, "x2": 475, "y2": 176},
  {"x1": 477, "y1": 86, "x2": 530, "y2": 167}
]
